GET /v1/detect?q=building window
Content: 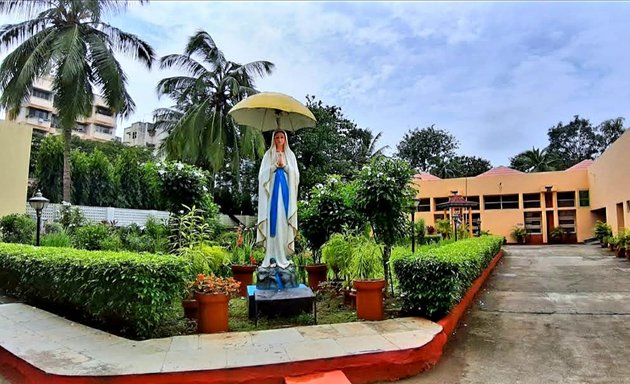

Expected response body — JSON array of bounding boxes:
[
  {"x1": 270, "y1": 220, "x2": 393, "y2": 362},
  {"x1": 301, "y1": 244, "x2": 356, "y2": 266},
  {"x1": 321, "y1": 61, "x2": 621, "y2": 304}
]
[
  {"x1": 51, "y1": 115, "x2": 60, "y2": 129},
  {"x1": 578, "y1": 190, "x2": 590, "y2": 207},
  {"x1": 466, "y1": 196, "x2": 480, "y2": 210},
  {"x1": 74, "y1": 123, "x2": 88, "y2": 133},
  {"x1": 524, "y1": 212, "x2": 542, "y2": 234},
  {"x1": 523, "y1": 193, "x2": 541, "y2": 209},
  {"x1": 27, "y1": 107, "x2": 50, "y2": 121},
  {"x1": 557, "y1": 191, "x2": 575, "y2": 208},
  {"x1": 95, "y1": 124, "x2": 113, "y2": 135},
  {"x1": 558, "y1": 210, "x2": 576, "y2": 233},
  {"x1": 95, "y1": 106, "x2": 114, "y2": 116},
  {"x1": 417, "y1": 198, "x2": 430, "y2": 212},
  {"x1": 434, "y1": 197, "x2": 449, "y2": 210},
  {"x1": 31, "y1": 88, "x2": 52, "y2": 100},
  {"x1": 132, "y1": 131, "x2": 138, "y2": 139},
  {"x1": 484, "y1": 194, "x2": 519, "y2": 210}
]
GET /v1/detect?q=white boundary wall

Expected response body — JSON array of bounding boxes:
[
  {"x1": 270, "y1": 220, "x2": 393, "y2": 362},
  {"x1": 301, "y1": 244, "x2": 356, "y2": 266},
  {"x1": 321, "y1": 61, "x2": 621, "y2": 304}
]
[{"x1": 25, "y1": 203, "x2": 256, "y2": 228}]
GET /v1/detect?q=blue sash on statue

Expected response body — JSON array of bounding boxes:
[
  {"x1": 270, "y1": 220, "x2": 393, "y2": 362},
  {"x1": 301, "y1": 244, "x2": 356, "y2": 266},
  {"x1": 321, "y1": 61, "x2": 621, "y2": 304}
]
[{"x1": 270, "y1": 168, "x2": 289, "y2": 238}]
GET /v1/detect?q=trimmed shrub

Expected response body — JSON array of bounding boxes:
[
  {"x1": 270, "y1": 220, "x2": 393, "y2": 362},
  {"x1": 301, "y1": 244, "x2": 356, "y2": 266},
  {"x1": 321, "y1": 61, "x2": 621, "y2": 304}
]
[
  {"x1": 0, "y1": 214, "x2": 36, "y2": 244},
  {"x1": 72, "y1": 224, "x2": 111, "y2": 250},
  {"x1": 0, "y1": 243, "x2": 189, "y2": 339},
  {"x1": 391, "y1": 236, "x2": 503, "y2": 320},
  {"x1": 40, "y1": 232, "x2": 72, "y2": 248}
]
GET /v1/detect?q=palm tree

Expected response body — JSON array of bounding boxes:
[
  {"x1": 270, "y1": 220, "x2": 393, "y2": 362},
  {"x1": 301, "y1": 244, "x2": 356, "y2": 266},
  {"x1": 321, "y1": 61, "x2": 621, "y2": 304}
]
[
  {"x1": 509, "y1": 147, "x2": 558, "y2": 173},
  {"x1": 0, "y1": 0, "x2": 155, "y2": 202},
  {"x1": 364, "y1": 131, "x2": 389, "y2": 160},
  {"x1": 154, "y1": 30, "x2": 274, "y2": 178}
]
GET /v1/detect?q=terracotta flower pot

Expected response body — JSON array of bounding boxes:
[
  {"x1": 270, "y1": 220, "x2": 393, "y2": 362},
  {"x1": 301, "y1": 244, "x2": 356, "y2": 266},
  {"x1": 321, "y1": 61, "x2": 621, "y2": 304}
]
[
  {"x1": 616, "y1": 247, "x2": 626, "y2": 258},
  {"x1": 353, "y1": 279, "x2": 386, "y2": 321},
  {"x1": 231, "y1": 264, "x2": 257, "y2": 297},
  {"x1": 304, "y1": 264, "x2": 328, "y2": 291},
  {"x1": 182, "y1": 299, "x2": 198, "y2": 321},
  {"x1": 194, "y1": 293, "x2": 230, "y2": 333}
]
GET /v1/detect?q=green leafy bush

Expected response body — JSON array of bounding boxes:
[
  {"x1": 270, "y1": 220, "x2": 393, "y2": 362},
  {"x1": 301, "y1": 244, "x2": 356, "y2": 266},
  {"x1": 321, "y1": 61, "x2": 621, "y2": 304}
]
[
  {"x1": 40, "y1": 232, "x2": 72, "y2": 248},
  {"x1": 0, "y1": 214, "x2": 36, "y2": 244},
  {"x1": 0, "y1": 243, "x2": 189, "y2": 339},
  {"x1": 391, "y1": 236, "x2": 503, "y2": 320},
  {"x1": 72, "y1": 224, "x2": 111, "y2": 250}
]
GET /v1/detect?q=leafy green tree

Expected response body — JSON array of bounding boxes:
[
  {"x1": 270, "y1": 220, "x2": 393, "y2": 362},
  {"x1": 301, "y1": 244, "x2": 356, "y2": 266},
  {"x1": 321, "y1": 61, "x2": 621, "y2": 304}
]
[
  {"x1": 0, "y1": 0, "x2": 155, "y2": 202},
  {"x1": 430, "y1": 155, "x2": 492, "y2": 178},
  {"x1": 70, "y1": 150, "x2": 90, "y2": 205},
  {"x1": 115, "y1": 150, "x2": 146, "y2": 209},
  {"x1": 509, "y1": 147, "x2": 558, "y2": 173},
  {"x1": 35, "y1": 135, "x2": 63, "y2": 202},
  {"x1": 154, "y1": 30, "x2": 273, "y2": 176},
  {"x1": 396, "y1": 125, "x2": 459, "y2": 172},
  {"x1": 546, "y1": 116, "x2": 626, "y2": 169},
  {"x1": 355, "y1": 156, "x2": 414, "y2": 286},
  {"x1": 291, "y1": 96, "x2": 379, "y2": 198},
  {"x1": 86, "y1": 150, "x2": 115, "y2": 207},
  {"x1": 28, "y1": 130, "x2": 46, "y2": 178}
]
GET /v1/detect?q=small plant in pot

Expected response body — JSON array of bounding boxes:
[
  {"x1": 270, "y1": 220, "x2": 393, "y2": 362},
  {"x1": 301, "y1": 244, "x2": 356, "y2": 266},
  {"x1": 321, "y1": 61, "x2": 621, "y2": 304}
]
[
  {"x1": 593, "y1": 221, "x2": 613, "y2": 247},
  {"x1": 510, "y1": 225, "x2": 528, "y2": 244},
  {"x1": 350, "y1": 237, "x2": 385, "y2": 321},
  {"x1": 550, "y1": 227, "x2": 565, "y2": 244},
  {"x1": 190, "y1": 274, "x2": 240, "y2": 333},
  {"x1": 230, "y1": 225, "x2": 258, "y2": 297}
]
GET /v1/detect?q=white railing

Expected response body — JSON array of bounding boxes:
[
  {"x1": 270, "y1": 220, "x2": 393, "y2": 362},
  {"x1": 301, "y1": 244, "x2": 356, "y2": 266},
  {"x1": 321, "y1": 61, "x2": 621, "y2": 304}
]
[{"x1": 24, "y1": 203, "x2": 257, "y2": 228}]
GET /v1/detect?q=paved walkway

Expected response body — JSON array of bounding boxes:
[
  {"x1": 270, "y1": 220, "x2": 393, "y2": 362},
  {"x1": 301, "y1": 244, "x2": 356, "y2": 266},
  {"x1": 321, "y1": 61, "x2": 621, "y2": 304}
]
[
  {"x1": 0, "y1": 302, "x2": 441, "y2": 380},
  {"x1": 390, "y1": 244, "x2": 630, "y2": 384}
]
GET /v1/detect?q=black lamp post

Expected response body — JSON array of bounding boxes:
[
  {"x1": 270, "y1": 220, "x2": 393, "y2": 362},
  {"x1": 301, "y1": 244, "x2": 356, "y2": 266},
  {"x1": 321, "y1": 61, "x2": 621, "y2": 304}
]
[
  {"x1": 29, "y1": 190, "x2": 49, "y2": 246},
  {"x1": 411, "y1": 199, "x2": 420, "y2": 253}
]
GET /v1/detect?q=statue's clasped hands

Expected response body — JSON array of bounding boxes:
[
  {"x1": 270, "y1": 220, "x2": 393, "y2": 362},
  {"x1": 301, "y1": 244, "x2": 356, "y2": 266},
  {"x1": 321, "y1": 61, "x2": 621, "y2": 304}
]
[{"x1": 277, "y1": 153, "x2": 285, "y2": 168}]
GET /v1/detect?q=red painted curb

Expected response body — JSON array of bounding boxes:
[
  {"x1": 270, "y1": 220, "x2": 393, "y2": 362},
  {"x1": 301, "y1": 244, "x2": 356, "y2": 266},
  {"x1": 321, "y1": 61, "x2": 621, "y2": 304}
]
[
  {"x1": 0, "y1": 249, "x2": 503, "y2": 384},
  {"x1": 438, "y1": 249, "x2": 504, "y2": 338}
]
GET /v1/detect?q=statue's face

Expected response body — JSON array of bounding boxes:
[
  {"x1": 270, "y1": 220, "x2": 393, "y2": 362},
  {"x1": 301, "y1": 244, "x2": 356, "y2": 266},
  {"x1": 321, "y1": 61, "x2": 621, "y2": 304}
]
[{"x1": 274, "y1": 132, "x2": 286, "y2": 150}]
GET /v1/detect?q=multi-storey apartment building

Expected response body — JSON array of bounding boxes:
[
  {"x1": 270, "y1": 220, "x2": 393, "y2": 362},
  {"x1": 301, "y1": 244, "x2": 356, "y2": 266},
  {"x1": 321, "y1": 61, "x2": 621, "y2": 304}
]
[
  {"x1": 412, "y1": 128, "x2": 630, "y2": 244},
  {"x1": 8, "y1": 76, "x2": 117, "y2": 142},
  {"x1": 122, "y1": 121, "x2": 168, "y2": 157}
]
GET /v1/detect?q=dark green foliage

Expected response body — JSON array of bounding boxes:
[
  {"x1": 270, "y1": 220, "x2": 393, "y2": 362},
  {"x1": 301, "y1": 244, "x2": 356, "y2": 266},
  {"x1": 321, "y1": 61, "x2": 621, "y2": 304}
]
[
  {"x1": 71, "y1": 224, "x2": 111, "y2": 250},
  {"x1": 396, "y1": 125, "x2": 459, "y2": 172},
  {"x1": 431, "y1": 155, "x2": 492, "y2": 178},
  {"x1": 391, "y1": 236, "x2": 503, "y2": 320},
  {"x1": 40, "y1": 232, "x2": 72, "y2": 247},
  {"x1": 86, "y1": 150, "x2": 116, "y2": 207},
  {"x1": 0, "y1": 214, "x2": 36, "y2": 244},
  {"x1": 0, "y1": 243, "x2": 189, "y2": 339},
  {"x1": 115, "y1": 150, "x2": 146, "y2": 209},
  {"x1": 158, "y1": 161, "x2": 213, "y2": 213},
  {"x1": 71, "y1": 150, "x2": 91, "y2": 204},
  {"x1": 35, "y1": 135, "x2": 63, "y2": 202},
  {"x1": 28, "y1": 130, "x2": 46, "y2": 178}
]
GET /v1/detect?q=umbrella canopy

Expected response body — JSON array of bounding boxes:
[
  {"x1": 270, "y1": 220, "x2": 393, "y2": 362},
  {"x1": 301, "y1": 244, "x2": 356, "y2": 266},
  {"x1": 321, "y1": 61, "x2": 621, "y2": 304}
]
[{"x1": 228, "y1": 92, "x2": 316, "y2": 132}]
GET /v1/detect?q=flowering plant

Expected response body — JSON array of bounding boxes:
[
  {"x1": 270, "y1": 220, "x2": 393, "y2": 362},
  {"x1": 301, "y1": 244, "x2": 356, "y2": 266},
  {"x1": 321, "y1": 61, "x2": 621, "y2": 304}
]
[
  {"x1": 231, "y1": 225, "x2": 257, "y2": 265},
  {"x1": 189, "y1": 274, "x2": 241, "y2": 297}
]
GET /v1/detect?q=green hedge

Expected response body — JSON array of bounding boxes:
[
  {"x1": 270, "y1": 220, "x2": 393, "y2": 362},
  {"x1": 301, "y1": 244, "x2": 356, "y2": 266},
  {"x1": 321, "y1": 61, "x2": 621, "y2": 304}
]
[
  {"x1": 0, "y1": 243, "x2": 190, "y2": 339},
  {"x1": 391, "y1": 236, "x2": 503, "y2": 320}
]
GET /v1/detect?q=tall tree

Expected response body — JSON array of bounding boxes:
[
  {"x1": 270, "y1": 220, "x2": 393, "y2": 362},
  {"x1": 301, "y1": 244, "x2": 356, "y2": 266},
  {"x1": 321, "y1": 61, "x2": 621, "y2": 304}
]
[
  {"x1": 509, "y1": 147, "x2": 558, "y2": 173},
  {"x1": 430, "y1": 155, "x2": 492, "y2": 178},
  {"x1": 396, "y1": 125, "x2": 459, "y2": 172},
  {"x1": 0, "y1": 0, "x2": 155, "y2": 202},
  {"x1": 595, "y1": 117, "x2": 626, "y2": 155},
  {"x1": 291, "y1": 95, "x2": 379, "y2": 198},
  {"x1": 154, "y1": 30, "x2": 274, "y2": 177}
]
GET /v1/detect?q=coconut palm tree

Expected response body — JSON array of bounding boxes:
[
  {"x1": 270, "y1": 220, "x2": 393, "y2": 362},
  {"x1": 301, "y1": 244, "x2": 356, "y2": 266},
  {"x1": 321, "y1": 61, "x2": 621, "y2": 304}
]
[
  {"x1": 0, "y1": 0, "x2": 155, "y2": 202},
  {"x1": 509, "y1": 147, "x2": 558, "y2": 173},
  {"x1": 154, "y1": 30, "x2": 274, "y2": 178}
]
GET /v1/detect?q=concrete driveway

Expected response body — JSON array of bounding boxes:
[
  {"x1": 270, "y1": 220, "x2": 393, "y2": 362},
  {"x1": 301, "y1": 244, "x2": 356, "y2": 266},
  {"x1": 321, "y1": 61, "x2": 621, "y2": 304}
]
[{"x1": 390, "y1": 244, "x2": 630, "y2": 384}]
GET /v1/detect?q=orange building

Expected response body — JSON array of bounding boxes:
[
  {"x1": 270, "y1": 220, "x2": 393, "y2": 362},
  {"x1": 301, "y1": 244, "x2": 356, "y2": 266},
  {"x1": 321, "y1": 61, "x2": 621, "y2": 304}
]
[{"x1": 412, "y1": 129, "x2": 630, "y2": 244}]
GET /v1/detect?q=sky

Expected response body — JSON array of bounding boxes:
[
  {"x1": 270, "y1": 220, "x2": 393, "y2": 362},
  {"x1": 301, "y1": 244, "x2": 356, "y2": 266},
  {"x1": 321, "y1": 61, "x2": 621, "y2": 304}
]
[{"x1": 1, "y1": 1, "x2": 629, "y2": 167}]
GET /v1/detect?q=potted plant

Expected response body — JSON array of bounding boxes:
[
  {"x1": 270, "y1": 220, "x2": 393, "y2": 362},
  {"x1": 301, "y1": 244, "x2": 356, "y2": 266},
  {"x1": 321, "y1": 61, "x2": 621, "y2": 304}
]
[
  {"x1": 616, "y1": 230, "x2": 627, "y2": 258},
  {"x1": 190, "y1": 274, "x2": 240, "y2": 333},
  {"x1": 608, "y1": 235, "x2": 619, "y2": 252},
  {"x1": 230, "y1": 225, "x2": 258, "y2": 297},
  {"x1": 593, "y1": 221, "x2": 613, "y2": 247},
  {"x1": 322, "y1": 232, "x2": 357, "y2": 307},
  {"x1": 510, "y1": 225, "x2": 528, "y2": 244},
  {"x1": 350, "y1": 238, "x2": 385, "y2": 321},
  {"x1": 550, "y1": 227, "x2": 565, "y2": 244}
]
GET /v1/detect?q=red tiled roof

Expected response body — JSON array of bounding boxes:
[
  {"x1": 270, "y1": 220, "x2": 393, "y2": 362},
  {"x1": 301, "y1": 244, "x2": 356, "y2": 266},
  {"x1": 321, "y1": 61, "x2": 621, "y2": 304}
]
[
  {"x1": 413, "y1": 172, "x2": 441, "y2": 181},
  {"x1": 476, "y1": 166, "x2": 525, "y2": 177},
  {"x1": 565, "y1": 159, "x2": 594, "y2": 171}
]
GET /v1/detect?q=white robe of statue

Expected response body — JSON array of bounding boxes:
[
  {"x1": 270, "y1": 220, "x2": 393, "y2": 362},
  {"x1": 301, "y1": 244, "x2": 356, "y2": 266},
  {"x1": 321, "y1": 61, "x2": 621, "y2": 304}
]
[{"x1": 256, "y1": 130, "x2": 299, "y2": 269}]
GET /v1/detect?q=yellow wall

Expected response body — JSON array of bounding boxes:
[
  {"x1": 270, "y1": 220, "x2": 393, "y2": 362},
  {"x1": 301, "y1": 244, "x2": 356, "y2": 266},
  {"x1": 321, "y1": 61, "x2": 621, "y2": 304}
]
[
  {"x1": 588, "y1": 129, "x2": 630, "y2": 234},
  {"x1": 0, "y1": 121, "x2": 32, "y2": 217},
  {"x1": 414, "y1": 168, "x2": 593, "y2": 243}
]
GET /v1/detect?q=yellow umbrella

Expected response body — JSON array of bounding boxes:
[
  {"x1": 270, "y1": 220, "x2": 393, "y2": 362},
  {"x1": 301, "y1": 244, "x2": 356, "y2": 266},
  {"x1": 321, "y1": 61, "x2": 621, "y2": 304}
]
[{"x1": 228, "y1": 92, "x2": 316, "y2": 132}]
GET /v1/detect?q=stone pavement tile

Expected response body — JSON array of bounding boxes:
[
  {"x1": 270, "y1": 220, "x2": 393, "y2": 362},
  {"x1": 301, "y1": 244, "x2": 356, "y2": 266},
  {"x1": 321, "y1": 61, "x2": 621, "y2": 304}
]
[
  {"x1": 0, "y1": 304, "x2": 56, "y2": 322},
  {"x1": 330, "y1": 322, "x2": 379, "y2": 337},
  {"x1": 139, "y1": 337, "x2": 173, "y2": 353},
  {"x1": 366, "y1": 319, "x2": 418, "y2": 333},
  {"x1": 162, "y1": 347, "x2": 227, "y2": 372},
  {"x1": 393, "y1": 316, "x2": 443, "y2": 332},
  {"x1": 1, "y1": 331, "x2": 64, "y2": 358},
  {"x1": 381, "y1": 330, "x2": 439, "y2": 350},
  {"x1": 80, "y1": 343, "x2": 167, "y2": 375},
  {"x1": 49, "y1": 332, "x2": 126, "y2": 353},
  {"x1": 168, "y1": 335, "x2": 198, "y2": 351},
  {"x1": 21, "y1": 315, "x2": 76, "y2": 332},
  {"x1": 295, "y1": 324, "x2": 340, "y2": 340},
  {"x1": 250, "y1": 328, "x2": 304, "y2": 346},
  {"x1": 334, "y1": 334, "x2": 398, "y2": 355},
  {"x1": 225, "y1": 344, "x2": 289, "y2": 368},
  {"x1": 199, "y1": 332, "x2": 252, "y2": 350},
  {"x1": 283, "y1": 339, "x2": 346, "y2": 361},
  {"x1": 26, "y1": 347, "x2": 92, "y2": 376}
]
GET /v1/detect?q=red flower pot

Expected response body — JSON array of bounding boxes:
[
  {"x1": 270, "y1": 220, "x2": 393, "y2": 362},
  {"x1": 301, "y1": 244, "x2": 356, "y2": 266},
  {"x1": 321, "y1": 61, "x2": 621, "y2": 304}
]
[
  {"x1": 182, "y1": 299, "x2": 198, "y2": 321},
  {"x1": 305, "y1": 264, "x2": 328, "y2": 291},
  {"x1": 353, "y1": 279, "x2": 386, "y2": 321},
  {"x1": 231, "y1": 264, "x2": 257, "y2": 297},
  {"x1": 194, "y1": 293, "x2": 230, "y2": 333}
]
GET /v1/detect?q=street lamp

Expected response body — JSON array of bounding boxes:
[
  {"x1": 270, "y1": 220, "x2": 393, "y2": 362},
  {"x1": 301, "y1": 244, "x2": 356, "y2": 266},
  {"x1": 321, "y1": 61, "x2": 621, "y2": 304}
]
[
  {"x1": 410, "y1": 199, "x2": 420, "y2": 253},
  {"x1": 29, "y1": 190, "x2": 49, "y2": 246}
]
